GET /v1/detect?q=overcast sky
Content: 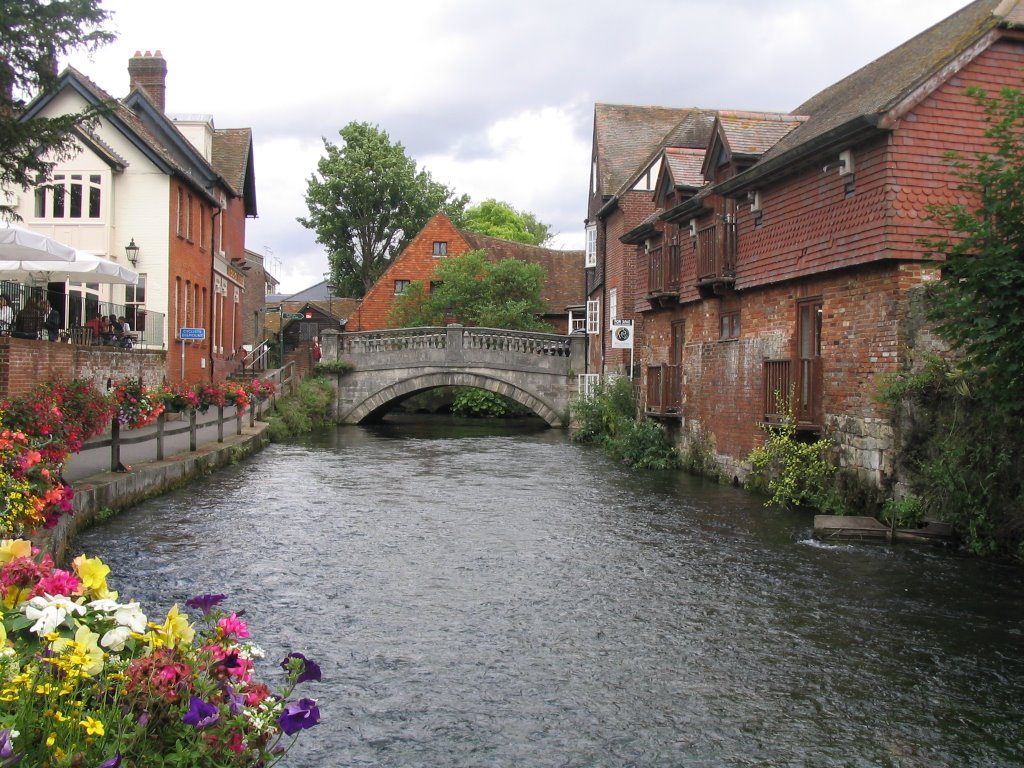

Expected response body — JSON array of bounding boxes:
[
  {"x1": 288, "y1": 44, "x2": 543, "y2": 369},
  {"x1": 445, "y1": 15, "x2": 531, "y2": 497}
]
[{"x1": 64, "y1": 0, "x2": 969, "y2": 294}]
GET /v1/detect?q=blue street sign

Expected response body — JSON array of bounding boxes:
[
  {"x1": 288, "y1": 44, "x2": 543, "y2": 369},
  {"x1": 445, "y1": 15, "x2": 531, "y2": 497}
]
[{"x1": 179, "y1": 327, "x2": 206, "y2": 340}]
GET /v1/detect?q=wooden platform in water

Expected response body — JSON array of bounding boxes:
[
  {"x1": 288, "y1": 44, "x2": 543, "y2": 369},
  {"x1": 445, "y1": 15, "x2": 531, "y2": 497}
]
[{"x1": 813, "y1": 515, "x2": 955, "y2": 545}]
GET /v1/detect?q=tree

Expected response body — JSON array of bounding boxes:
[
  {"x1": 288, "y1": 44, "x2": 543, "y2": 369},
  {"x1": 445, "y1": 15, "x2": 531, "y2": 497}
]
[
  {"x1": 924, "y1": 85, "x2": 1024, "y2": 416},
  {"x1": 299, "y1": 122, "x2": 469, "y2": 297},
  {"x1": 460, "y1": 198, "x2": 552, "y2": 245},
  {"x1": 1, "y1": 0, "x2": 115, "y2": 218},
  {"x1": 389, "y1": 249, "x2": 552, "y2": 332}
]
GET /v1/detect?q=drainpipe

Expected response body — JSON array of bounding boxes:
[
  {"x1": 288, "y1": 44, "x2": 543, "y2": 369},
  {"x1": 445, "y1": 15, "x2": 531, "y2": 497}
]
[{"x1": 210, "y1": 204, "x2": 222, "y2": 383}]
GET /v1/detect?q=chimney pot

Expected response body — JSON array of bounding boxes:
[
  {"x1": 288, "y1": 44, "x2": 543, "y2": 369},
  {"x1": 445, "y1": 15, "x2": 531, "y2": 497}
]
[{"x1": 128, "y1": 50, "x2": 167, "y2": 112}]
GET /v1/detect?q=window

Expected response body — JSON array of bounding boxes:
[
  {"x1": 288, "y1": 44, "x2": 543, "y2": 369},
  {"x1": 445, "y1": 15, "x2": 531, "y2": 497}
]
[
  {"x1": 720, "y1": 310, "x2": 740, "y2": 340},
  {"x1": 198, "y1": 205, "x2": 206, "y2": 250},
  {"x1": 609, "y1": 288, "x2": 617, "y2": 322},
  {"x1": 429, "y1": 281, "x2": 442, "y2": 294},
  {"x1": 432, "y1": 241, "x2": 448, "y2": 257},
  {"x1": 34, "y1": 173, "x2": 103, "y2": 220},
  {"x1": 394, "y1": 279, "x2": 411, "y2": 295},
  {"x1": 186, "y1": 193, "x2": 194, "y2": 241},
  {"x1": 126, "y1": 274, "x2": 147, "y2": 332},
  {"x1": 586, "y1": 299, "x2": 600, "y2": 335},
  {"x1": 585, "y1": 224, "x2": 597, "y2": 268},
  {"x1": 176, "y1": 189, "x2": 186, "y2": 236}
]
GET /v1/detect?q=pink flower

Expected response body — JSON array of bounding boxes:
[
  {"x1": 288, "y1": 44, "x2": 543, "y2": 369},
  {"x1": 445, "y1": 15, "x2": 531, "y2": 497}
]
[
  {"x1": 217, "y1": 613, "x2": 250, "y2": 639},
  {"x1": 34, "y1": 569, "x2": 82, "y2": 597}
]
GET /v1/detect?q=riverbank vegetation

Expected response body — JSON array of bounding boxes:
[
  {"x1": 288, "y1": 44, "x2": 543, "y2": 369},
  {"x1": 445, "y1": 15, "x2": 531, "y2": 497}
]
[
  {"x1": 571, "y1": 378, "x2": 681, "y2": 470},
  {"x1": 880, "y1": 356, "x2": 1024, "y2": 559},
  {"x1": 265, "y1": 376, "x2": 335, "y2": 441}
]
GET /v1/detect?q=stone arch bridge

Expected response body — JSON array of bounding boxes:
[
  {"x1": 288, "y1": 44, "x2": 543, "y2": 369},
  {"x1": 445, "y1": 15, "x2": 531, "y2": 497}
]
[{"x1": 319, "y1": 326, "x2": 587, "y2": 427}]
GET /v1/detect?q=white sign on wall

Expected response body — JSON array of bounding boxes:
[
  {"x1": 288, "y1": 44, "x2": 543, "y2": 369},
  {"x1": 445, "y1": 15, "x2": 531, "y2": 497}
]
[{"x1": 611, "y1": 319, "x2": 633, "y2": 349}]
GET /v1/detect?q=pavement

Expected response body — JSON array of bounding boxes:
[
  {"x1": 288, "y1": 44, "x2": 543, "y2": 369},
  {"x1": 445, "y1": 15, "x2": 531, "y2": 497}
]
[{"x1": 63, "y1": 405, "x2": 251, "y2": 482}]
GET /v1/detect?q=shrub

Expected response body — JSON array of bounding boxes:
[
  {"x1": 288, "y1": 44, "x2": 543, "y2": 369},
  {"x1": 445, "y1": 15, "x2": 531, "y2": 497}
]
[
  {"x1": 313, "y1": 360, "x2": 353, "y2": 376},
  {"x1": 746, "y1": 399, "x2": 840, "y2": 513},
  {"x1": 451, "y1": 388, "x2": 530, "y2": 418},
  {"x1": 266, "y1": 377, "x2": 334, "y2": 441},
  {"x1": 571, "y1": 378, "x2": 681, "y2": 470},
  {"x1": 111, "y1": 378, "x2": 165, "y2": 429}
]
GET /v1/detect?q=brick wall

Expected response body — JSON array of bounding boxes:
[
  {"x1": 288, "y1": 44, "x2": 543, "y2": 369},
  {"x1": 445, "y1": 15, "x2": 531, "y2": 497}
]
[
  {"x1": 347, "y1": 213, "x2": 471, "y2": 331},
  {"x1": 640, "y1": 261, "x2": 938, "y2": 484},
  {"x1": 0, "y1": 337, "x2": 166, "y2": 399}
]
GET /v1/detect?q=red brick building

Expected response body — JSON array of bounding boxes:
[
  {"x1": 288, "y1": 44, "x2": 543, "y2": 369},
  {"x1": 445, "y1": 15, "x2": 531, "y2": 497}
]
[
  {"x1": 347, "y1": 212, "x2": 584, "y2": 334},
  {"x1": 596, "y1": 0, "x2": 1022, "y2": 486}
]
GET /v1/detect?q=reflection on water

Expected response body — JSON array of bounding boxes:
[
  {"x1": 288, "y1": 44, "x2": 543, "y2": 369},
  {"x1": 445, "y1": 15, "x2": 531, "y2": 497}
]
[{"x1": 76, "y1": 419, "x2": 1024, "y2": 767}]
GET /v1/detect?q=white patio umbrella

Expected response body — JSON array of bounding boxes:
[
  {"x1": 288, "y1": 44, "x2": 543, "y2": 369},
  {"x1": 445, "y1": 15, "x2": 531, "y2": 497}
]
[
  {"x1": 0, "y1": 225, "x2": 77, "y2": 262},
  {"x1": 0, "y1": 250, "x2": 139, "y2": 285}
]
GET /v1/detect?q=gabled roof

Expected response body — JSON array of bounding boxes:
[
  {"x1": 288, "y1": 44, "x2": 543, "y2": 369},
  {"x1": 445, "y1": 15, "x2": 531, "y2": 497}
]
[
  {"x1": 593, "y1": 104, "x2": 696, "y2": 198},
  {"x1": 720, "y1": 0, "x2": 1018, "y2": 192},
  {"x1": 458, "y1": 230, "x2": 585, "y2": 312},
  {"x1": 717, "y1": 111, "x2": 807, "y2": 158},
  {"x1": 663, "y1": 147, "x2": 706, "y2": 190},
  {"x1": 22, "y1": 66, "x2": 252, "y2": 209},
  {"x1": 212, "y1": 128, "x2": 258, "y2": 217}
]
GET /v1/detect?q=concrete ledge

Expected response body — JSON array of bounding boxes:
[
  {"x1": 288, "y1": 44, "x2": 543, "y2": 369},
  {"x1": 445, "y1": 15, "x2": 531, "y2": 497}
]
[{"x1": 34, "y1": 422, "x2": 271, "y2": 565}]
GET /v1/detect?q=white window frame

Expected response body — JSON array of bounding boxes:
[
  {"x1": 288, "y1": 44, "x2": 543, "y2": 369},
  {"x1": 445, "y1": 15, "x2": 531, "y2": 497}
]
[
  {"x1": 578, "y1": 373, "x2": 601, "y2": 399},
  {"x1": 585, "y1": 223, "x2": 597, "y2": 268},
  {"x1": 609, "y1": 288, "x2": 617, "y2": 322},
  {"x1": 586, "y1": 299, "x2": 600, "y2": 335}
]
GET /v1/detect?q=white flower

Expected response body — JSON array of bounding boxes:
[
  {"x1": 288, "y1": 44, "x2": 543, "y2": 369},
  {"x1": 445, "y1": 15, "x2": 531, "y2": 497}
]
[
  {"x1": 88, "y1": 598, "x2": 148, "y2": 632},
  {"x1": 24, "y1": 594, "x2": 86, "y2": 636},
  {"x1": 100, "y1": 625, "x2": 132, "y2": 651}
]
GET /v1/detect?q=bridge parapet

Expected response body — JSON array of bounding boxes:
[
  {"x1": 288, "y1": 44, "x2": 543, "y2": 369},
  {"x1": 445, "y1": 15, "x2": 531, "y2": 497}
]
[{"x1": 321, "y1": 326, "x2": 586, "y2": 427}]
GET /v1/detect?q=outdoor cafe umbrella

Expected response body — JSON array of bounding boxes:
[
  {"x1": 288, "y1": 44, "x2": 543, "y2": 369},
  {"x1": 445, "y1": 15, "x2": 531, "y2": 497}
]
[
  {"x1": 0, "y1": 250, "x2": 139, "y2": 285},
  {"x1": 0, "y1": 224, "x2": 77, "y2": 262}
]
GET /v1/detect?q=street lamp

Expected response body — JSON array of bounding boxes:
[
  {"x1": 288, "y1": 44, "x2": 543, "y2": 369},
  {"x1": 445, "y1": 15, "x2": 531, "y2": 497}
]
[{"x1": 125, "y1": 238, "x2": 140, "y2": 267}]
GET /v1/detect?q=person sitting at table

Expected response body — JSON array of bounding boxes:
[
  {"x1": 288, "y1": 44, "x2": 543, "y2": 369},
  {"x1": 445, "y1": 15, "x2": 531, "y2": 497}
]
[
  {"x1": 117, "y1": 315, "x2": 133, "y2": 348},
  {"x1": 84, "y1": 312, "x2": 106, "y2": 343},
  {"x1": 11, "y1": 298, "x2": 44, "y2": 339},
  {"x1": 106, "y1": 314, "x2": 121, "y2": 344}
]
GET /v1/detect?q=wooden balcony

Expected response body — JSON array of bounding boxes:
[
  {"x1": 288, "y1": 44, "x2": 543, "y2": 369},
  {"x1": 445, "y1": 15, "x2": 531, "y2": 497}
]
[
  {"x1": 763, "y1": 358, "x2": 823, "y2": 430},
  {"x1": 695, "y1": 221, "x2": 736, "y2": 295},
  {"x1": 646, "y1": 245, "x2": 682, "y2": 305},
  {"x1": 646, "y1": 363, "x2": 682, "y2": 418}
]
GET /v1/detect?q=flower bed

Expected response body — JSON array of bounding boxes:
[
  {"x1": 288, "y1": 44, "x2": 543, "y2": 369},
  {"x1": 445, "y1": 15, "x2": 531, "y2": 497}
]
[{"x1": 0, "y1": 539, "x2": 321, "y2": 765}]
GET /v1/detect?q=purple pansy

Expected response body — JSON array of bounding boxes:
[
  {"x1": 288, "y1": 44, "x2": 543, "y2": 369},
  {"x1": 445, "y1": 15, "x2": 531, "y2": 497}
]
[
  {"x1": 182, "y1": 695, "x2": 220, "y2": 729},
  {"x1": 281, "y1": 652, "x2": 322, "y2": 684},
  {"x1": 185, "y1": 593, "x2": 227, "y2": 614},
  {"x1": 0, "y1": 728, "x2": 16, "y2": 761},
  {"x1": 277, "y1": 697, "x2": 320, "y2": 735},
  {"x1": 97, "y1": 753, "x2": 122, "y2": 768}
]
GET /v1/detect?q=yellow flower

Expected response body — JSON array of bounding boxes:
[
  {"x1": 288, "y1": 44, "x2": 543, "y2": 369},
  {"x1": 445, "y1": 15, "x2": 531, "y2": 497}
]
[
  {"x1": 51, "y1": 625, "x2": 104, "y2": 676},
  {"x1": 80, "y1": 716, "x2": 104, "y2": 736},
  {"x1": 154, "y1": 603, "x2": 195, "y2": 649},
  {"x1": 0, "y1": 538, "x2": 32, "y2": 564},
  {"x1": 72, "y1": 555, "x2": 117, "y2": 598},
  {"x1": 45, "y1": 731, "x2": 56, "y2": 747}
]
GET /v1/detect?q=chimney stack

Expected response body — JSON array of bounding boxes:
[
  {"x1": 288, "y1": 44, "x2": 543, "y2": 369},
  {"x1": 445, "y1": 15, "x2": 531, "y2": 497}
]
[{"x1": 128, "y1": 50, "x2": 167, "y2": 112}]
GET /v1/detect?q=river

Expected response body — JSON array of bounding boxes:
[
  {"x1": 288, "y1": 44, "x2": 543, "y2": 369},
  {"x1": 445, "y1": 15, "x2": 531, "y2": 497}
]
[{"x1": 75, "y1": 419, "x2": 1024, "y2": 767}]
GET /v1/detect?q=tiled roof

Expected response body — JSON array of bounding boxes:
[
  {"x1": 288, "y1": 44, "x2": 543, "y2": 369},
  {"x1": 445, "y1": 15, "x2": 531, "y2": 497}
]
[
  {"x1": 263, "y1": 297, "x2": 359, "y2": 334},
  {"x1": 717, "y1": 111, "x2": 806, "y2": 157},
  {"x1": 212, "y1": 128, "x2": 252, "y2": 196},
  {"x1": 664, "y1": 148, "x2": 706, "y2": 189},
  {"x1": 761, "y1": 0, "x2": 1006, "y2": 164},
  {"x1": 594, "y1": 104, "x2": 696, "y2": 197},
  {"x1": 458, "y1": 230, "x2": 585, "y2": 312}
]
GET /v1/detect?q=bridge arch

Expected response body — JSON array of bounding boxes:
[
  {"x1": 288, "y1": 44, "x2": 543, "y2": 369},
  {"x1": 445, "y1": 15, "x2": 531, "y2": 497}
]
[{"x1": 344, "y1": 371, "x2": 564, "y2": 426}]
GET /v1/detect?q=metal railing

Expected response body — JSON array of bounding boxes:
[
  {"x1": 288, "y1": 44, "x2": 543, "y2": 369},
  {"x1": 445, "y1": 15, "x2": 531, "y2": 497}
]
[
  {"x1": 0, "y1": 280, "x2": 165, "y2": 348},
  {"x1": 238, "y1": 339, "x2": 273, "y2": 375}
]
